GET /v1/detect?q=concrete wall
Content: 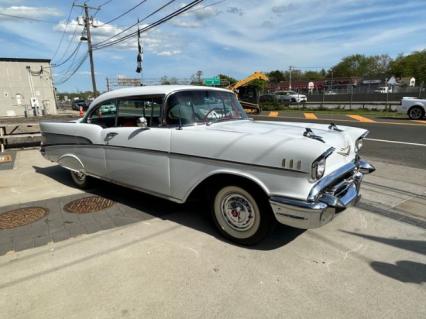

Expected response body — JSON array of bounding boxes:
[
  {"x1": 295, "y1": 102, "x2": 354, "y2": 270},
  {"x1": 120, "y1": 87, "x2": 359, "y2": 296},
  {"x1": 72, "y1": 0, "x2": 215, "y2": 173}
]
[{"x1": 0, "y1": 60, "x2": 57, "y2": 117}]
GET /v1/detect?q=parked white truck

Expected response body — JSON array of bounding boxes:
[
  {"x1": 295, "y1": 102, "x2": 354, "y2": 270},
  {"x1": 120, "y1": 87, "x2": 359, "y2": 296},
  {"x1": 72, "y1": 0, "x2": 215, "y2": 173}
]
[{"x1": 398, "y1": 97, "x2": 426, "y2": 120}]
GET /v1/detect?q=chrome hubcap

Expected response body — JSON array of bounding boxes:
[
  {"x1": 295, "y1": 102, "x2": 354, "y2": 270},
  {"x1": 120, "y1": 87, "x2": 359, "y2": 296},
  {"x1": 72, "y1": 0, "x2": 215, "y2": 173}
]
[
  {"x1": 74, "y1": 171, "x2": 85, "y2": 181},
  {"x1": 221, "y1": 193, "x2": 255, "y2": 231}
]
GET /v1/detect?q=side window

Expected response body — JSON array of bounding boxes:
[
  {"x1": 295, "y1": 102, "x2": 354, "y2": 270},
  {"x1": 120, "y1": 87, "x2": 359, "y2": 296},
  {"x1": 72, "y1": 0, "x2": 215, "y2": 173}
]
[
  {"x1": 87, "y1": 100, "x2": 117, "y2": 128},
  {"x1": 116, "y1": 96, "x2": 163, "y2": 127}
]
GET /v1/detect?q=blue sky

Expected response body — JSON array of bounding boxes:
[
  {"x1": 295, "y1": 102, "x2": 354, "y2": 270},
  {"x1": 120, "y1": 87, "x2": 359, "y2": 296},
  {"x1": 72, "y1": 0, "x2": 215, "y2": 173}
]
[{"x1": 1, "y1": 0, "x2": 425, "y2": 92}]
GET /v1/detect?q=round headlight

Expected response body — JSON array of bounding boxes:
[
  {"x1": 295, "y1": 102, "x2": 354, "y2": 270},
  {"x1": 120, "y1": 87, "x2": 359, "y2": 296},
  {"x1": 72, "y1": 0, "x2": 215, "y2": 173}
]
[
  {"x1": 355, "y1": 138, "x2": 364, "y2": 152},
  {"x1": 312, "y1": 158, "x2": 326, "y2": 180},
  {"x1": 316, "y1": 158, "x2": 326, "y2": 179}
]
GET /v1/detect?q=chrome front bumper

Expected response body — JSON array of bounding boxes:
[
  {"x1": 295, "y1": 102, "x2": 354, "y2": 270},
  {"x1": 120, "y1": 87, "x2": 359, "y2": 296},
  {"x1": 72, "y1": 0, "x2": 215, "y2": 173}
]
[{"x1": 269, "y1": 159, "x2": 375, "y2": 229}]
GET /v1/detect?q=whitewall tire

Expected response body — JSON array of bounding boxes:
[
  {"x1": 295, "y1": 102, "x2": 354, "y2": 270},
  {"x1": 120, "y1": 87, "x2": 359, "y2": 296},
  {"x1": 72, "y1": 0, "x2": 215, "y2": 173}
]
[{"x1": 211, "y1": 185, "x2": 274, "y2": 245}]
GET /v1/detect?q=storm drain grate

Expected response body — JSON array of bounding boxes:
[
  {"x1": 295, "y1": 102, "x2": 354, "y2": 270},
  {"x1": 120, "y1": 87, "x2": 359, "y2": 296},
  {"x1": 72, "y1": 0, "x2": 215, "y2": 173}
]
[
  {"x1": 0, "y1": 207, "x2": 48, "y2": 229},
  {"x1": 64, "y1": 196, "x2": 114, "y2": 214}
]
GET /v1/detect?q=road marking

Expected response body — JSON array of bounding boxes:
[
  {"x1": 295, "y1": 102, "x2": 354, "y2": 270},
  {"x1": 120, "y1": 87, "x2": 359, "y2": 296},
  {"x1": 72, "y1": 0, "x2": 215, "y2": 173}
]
[
  {"x1": 365, "y1": 138, "x2": 426, "y2": 147},
  {"x1": 414, "y1": 120, "x2": 426, "y2": 124},
  {"x1": 304, "y1": 112, "x2": 318, "y2": 120},
  {"x1": 347, "y1": 115, "x2": 376, "y2": 123},
  {"x1": 268, "y1": 111, "x2": 278, "y2": 117},
  {"x1": 255, "y1": 114, "x2": 426, "y2": 126}
]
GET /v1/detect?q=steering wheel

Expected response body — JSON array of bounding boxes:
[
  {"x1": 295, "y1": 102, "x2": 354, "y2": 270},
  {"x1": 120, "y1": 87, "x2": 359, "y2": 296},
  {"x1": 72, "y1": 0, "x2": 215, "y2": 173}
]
[{"x1": 203, "y1": 107, "x2": 227, "y2": 122}]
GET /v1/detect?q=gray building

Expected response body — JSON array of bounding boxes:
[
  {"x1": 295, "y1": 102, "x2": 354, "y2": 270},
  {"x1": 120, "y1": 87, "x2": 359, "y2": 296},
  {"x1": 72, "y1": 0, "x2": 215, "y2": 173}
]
[{"x1": 0, "y1": 58, "x2": 57, "y2": 117}]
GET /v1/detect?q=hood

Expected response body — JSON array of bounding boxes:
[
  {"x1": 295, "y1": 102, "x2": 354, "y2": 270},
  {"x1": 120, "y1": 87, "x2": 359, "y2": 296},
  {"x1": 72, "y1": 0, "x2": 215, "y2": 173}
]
[
  {"x1": 202, "y1": 120, "x2": 367, "y2": 174},
  {"x1": 206, "y1": 120, "x2": 361, "y2": 152}
]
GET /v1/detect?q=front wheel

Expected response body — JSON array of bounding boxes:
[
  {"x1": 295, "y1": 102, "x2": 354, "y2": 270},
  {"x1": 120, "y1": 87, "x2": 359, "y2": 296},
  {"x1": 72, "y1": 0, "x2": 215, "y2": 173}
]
[
  {"x1": 211, "y1": 185, "x2": 275, "y2": 245},
  {"x1": 70, "y1": 170, "x2": 91, "y2": 189},
  {"x1": 408, "y1": 106, "x2": 424, "y2": 120}
]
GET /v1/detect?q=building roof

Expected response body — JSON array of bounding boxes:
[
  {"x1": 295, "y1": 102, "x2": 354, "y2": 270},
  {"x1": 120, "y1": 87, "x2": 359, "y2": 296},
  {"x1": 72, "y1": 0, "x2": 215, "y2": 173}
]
[
  {"x1": 91, "y1": 85, "x2": 233, "y2": 108},
  {"x1": 0, "y1": 57, "x2": 51, "y2": 63}
]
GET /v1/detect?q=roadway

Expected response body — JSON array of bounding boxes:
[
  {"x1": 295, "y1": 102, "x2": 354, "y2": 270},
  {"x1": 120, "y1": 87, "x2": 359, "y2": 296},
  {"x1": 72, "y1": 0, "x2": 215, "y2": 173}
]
[{"x1": 252, "y1": 112, "x2": 426, "y2": 170}]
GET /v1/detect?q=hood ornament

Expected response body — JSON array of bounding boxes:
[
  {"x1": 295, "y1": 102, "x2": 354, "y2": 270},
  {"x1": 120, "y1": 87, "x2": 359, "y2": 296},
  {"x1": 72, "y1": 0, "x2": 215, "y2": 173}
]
[
  {"x1": 303, "y1": 128, "x2": 325, "y2": 143},
  {"x1": 337, "y1": 145, "x2": 351, "y2": 156},
  {"x1": 328, "y1": 122, "x2": 343, "y2": 132}
]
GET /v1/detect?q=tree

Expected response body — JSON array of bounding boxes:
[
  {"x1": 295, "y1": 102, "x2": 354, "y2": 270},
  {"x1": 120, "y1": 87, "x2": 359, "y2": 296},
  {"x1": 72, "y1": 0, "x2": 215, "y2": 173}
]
[
  {"x1": 219, "y1": 74, "x2": 237, "y2": 86},
  {"x1": 160, "y1": 76, "x2": 170, "y2": 85},
  {"x1": 191, "y1": 70, "x2": 203, "y2": 85},
  {"x1": 331, "y1": 54, "x2": 393, "y2": 78},
  {"x1": 266, "y1": 70, "x2": 286, "y2": 82},
  {"x1": 389, "y1": 50, "x2": 426, "y2": 84}
]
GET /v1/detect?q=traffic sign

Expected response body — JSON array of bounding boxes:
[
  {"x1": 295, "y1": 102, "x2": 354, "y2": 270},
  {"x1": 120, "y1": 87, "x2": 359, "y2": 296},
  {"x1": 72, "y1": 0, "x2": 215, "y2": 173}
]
[{"x1": 203, "y1": 76, "x2": 221, "y2": 86}]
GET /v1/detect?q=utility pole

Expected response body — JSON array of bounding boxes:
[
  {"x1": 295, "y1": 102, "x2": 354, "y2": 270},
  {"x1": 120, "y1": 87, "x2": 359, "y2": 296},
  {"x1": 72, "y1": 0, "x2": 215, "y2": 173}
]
[
  {"x1": 75, "y1": 2, "x2": 98, "y2": 97},
  {"x1": 289, "y1": 66, "x2": 293, "y2": 90}
]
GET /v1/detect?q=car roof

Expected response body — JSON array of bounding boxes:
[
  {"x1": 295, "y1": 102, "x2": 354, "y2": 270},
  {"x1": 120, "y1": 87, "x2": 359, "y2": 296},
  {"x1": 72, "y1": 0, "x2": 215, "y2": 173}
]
[{"x1": 89, "y1": 85, "x2": 233, "y2": 110}]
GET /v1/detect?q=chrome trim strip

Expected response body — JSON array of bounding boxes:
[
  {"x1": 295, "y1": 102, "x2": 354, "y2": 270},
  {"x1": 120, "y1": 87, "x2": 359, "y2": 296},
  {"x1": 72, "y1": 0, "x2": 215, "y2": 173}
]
[{"x1": 42, "y1": 144, "x2": 308, "y2": 174}]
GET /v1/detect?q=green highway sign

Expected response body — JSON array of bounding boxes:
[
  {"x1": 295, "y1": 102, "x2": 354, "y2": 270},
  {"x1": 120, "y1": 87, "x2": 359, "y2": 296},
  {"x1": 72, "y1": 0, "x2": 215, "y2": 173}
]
[{"x1": 203, "y1": 76, "x2": 221, "y2": 86}]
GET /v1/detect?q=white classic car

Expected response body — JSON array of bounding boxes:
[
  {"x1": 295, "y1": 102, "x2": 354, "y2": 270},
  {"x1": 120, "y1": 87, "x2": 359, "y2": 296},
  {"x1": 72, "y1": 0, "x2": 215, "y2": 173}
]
[{"x1": 40, "y1": 85, "x2": 375, "y2": 245}]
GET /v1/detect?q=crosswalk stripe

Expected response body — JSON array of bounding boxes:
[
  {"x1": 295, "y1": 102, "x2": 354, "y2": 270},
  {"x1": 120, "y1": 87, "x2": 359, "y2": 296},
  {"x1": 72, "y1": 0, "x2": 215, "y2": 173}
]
[
  {"x1": 347, "y1": 115, "x2": 376, "y2": 123},
  {"x1": 304, "y1": 112, "x2": 318, "y2": 120},
  {"x1": 268, "y1": 111, "x2": 278, "y2": 117}
]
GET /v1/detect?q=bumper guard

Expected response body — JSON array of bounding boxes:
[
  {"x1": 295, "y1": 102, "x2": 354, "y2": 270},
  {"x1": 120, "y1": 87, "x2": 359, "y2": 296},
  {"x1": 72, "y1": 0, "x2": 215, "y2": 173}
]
[{"x1": 269, "y1": 159, "x2": 375, "y2": 229}]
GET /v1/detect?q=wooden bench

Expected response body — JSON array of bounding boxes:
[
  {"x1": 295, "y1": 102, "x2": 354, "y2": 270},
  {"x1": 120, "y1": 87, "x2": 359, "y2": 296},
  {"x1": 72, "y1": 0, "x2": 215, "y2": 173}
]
[{"x1": 0, "y1": 123, "x2": 41, "y2": 153}]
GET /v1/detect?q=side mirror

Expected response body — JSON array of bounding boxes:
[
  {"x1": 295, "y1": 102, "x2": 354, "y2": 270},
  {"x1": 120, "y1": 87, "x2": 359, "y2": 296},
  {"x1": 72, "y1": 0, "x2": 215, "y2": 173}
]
[{"x1": 137, "y1": 116, "x2": 148, "y2": 129}]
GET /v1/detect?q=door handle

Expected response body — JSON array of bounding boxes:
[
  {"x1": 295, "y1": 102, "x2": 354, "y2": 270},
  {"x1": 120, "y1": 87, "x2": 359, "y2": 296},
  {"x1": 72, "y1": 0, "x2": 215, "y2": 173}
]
[{"x1": 104, "y1": 132, "x2": 118, "y2": 142}]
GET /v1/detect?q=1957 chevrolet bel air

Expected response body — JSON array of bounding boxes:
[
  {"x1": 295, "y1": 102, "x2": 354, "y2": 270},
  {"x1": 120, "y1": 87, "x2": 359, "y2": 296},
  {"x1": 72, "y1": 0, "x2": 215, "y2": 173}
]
[{"x1": 40, "y1": 85, "x2": 375, "y2": 245}]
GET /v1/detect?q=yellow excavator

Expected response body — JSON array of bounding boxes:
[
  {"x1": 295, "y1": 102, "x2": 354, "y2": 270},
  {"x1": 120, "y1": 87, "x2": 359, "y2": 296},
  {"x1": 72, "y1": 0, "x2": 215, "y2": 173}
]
[{"x1": 227, "y1": 71, "x2": 269, "y2": 114}]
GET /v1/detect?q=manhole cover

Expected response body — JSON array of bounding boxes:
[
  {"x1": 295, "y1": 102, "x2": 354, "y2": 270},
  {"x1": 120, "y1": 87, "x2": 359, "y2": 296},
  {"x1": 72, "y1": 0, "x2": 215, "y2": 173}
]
[
  {"x1": 64, "y1": 196, "x2": 114, "y2": 214},
  {"x1": 0, "y1": 207, "x2": 48, "y2": 229},
  {"x1": 0, "y1": 155, "x2": 12, "y2": 163}
]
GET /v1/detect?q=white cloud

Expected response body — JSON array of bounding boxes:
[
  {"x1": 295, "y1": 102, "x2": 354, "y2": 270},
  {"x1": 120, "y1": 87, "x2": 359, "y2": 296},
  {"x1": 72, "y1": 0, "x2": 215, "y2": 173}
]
[
  {"x1": 0, "y1": 5, "x2": 61, "y2": 20},
  {"x1": 157, "y1": 50, "x2": 182, "y2": 56},
  {"x1": 53, "y1": 19, "x2": 184, "y2": 57},
  {"x1": 171, "y1": 4, "x2": 220, "y2": 28}
]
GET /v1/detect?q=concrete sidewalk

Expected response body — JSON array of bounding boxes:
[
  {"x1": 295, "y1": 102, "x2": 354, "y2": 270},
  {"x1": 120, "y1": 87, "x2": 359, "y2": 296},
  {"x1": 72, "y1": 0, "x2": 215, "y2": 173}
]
[{"x1": 0, "y1": 150, "x2": 425, "y2": 318}]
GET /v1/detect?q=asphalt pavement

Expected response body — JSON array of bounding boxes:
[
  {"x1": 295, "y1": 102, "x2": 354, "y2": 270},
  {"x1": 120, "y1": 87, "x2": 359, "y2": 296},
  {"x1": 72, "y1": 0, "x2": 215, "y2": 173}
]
[{"x1": 253, "y1": 112, "x2": 426, "y2": 169}]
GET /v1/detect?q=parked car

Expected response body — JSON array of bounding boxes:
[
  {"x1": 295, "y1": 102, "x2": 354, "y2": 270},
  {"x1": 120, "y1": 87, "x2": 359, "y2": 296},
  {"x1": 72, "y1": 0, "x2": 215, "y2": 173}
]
[
  {"x1": 325, "y1": 90, "x2": 337, "y2": 95},
  {"x1": 40, "y1": 85, "x2": 375, "y2": 245},
  {"x1": 374, "y1": 86, "x2": 392, "y2": 93},
  {"x1": 398, "y1": 97, "x2": 426, "y2": 120},
  {"x1": 72, "y1": 99, "x2": 89, "y2": 111},
  {"x1": 273, "y1": 90, "x2": 307, "y2": 103}
]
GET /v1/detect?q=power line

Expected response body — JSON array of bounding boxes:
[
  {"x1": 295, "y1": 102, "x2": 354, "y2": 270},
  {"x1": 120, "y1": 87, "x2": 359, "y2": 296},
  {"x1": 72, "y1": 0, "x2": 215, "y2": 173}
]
[
  {"x1": 98, "y1": 0, "x2": 114, "y2": 8},
  {"x1": 51, "y1": 2, "x2": 76, "y2": 62},
  {"x1": 93, "y1": 0, "x2": 203, "y2": 50},
  {"x1": 55, "y1": 8, "x2": 85, "y2": 66},
  {"x1": 53, "y1": 41, "x2": 82, "y2": 68},
  {"x1": 56, "y1": 53, "x2": 88, "y2": 85},
  {"x1": 96, "y1": 0, "x2": 148, "y2": 27},
  {"x1": 0, "y1": 12, "x2": 57, "y2": 24},
  {"x1": 93, "y1": 0, "x2": 176, "y2": 47}
]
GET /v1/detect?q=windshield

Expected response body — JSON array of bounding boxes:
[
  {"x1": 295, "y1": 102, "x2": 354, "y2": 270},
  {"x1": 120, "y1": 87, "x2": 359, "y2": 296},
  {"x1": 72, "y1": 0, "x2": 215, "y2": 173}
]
[{"x1": 166, "y1": 90, "x2": 248, "y2": 125}]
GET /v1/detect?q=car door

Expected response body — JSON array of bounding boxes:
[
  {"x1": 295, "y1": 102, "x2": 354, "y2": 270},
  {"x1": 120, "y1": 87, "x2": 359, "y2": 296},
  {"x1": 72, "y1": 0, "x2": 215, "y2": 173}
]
[
  {"x1": 101, "y1": 95, "x2": 171, "y2": 197},
  {"x1": 82, "y1": 99, "x2": 120, "y2": 178}
]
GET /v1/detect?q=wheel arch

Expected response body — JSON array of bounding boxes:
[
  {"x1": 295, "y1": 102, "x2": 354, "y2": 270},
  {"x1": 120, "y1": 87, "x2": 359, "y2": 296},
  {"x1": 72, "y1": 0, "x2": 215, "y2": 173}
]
[
  {"x1": 58, "y1": 153, "x2": 85, "y2": 173},
  {"x1": 407, "y1": 104, "x2": 425, "y2": 118},
  {"x1": 183, "y1": 170, "x2": 270, "y2": 203}
]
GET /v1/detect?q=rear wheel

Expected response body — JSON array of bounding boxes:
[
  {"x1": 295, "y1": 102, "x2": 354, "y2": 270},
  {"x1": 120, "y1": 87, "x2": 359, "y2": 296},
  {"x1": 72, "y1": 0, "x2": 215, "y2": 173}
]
[
  {"x1": 408, "y1": 106, "x2": 424, "y2": 120},
  {"x1": 70, "y1": 170, "x2": 91, "y2": 189},
  {"x1": 211, "y1": 184, "x2": 275, "y2": 245}
]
